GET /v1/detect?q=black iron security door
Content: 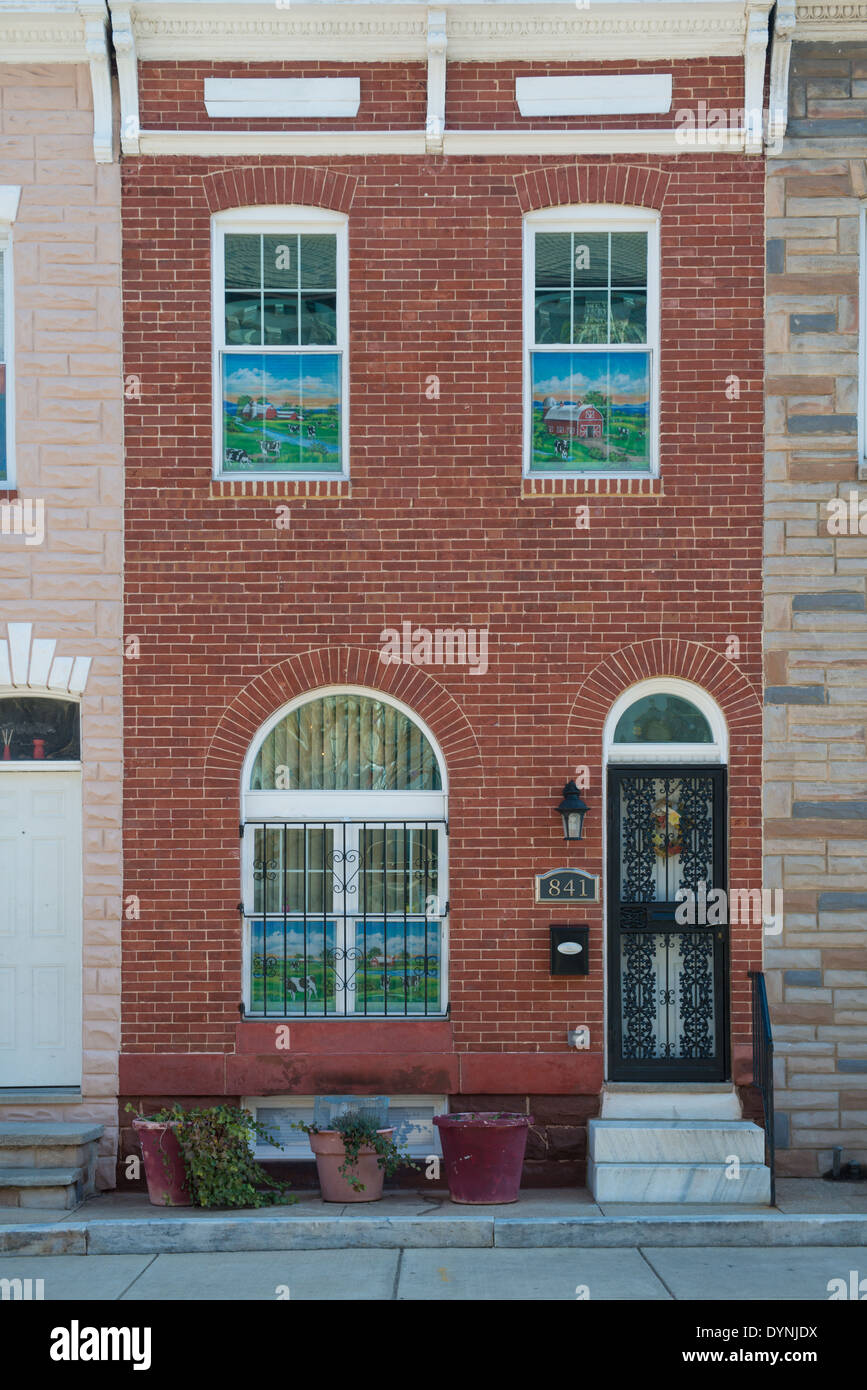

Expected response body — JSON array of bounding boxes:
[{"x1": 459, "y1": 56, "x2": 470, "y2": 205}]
[{"x1": 607, "y1": 765, "x2": 728, "y2": 1081}]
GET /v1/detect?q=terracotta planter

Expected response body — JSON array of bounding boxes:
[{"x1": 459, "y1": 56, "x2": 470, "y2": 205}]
[
  {"x1": 434, "y1": 1112, "x2": 534, "y2": 1205},
  {"x1": 308, "y1": 1129, "x2": 394, "y2": 1203},
  {"x1": 133, "y1": 1118, "x2": 191, "y2": 1206}
]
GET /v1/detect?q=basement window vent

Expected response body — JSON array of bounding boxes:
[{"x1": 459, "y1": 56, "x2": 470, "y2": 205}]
[
  {"x1": 244, "y1": 1094, "x2": 445, "y2": 1160},
  {"x1": 515, "y1": 74, "x2": 672, "y2": 118},
  {"x1": 204, "y1": 78, "x2": 361, "y2": 120}
]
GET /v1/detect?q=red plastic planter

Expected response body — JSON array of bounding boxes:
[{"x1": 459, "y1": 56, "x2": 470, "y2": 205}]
[
  {"x1": 433, "y1": 1112, "x2": 534, "y2": 1205},
  {"x1": 132, "y1": 1118, "x2": 191, "y2": 1207}
]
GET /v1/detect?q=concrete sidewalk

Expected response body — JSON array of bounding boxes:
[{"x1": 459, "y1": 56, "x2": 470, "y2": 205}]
[
  {"x1": 0, "y1": 1179, "x2": 864, "y2": 1255},
  {"x1": 1, "y1": 1244, "x2": 866, "y2": 1299}
]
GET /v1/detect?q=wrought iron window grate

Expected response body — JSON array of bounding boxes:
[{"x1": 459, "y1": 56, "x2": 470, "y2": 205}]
[{"x1": 242, "y1": 820, "x2": 447, "y2": 1018}]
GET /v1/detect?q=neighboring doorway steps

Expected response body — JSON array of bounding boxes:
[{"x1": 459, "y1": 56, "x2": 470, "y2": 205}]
[
  {"x1": 0, "y1": 1123, "x2": 103, "y2": 1211},
  {"x1": 588, "y1": 1085, "x2": 772, "y2": 1204}
]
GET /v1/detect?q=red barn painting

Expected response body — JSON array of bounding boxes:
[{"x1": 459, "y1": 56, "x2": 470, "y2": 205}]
[{"x1": 542, "y1": 398, "x2": 604, "y2": 439}]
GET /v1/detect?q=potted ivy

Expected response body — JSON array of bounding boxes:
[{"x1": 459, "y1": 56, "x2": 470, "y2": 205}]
[
  {"x1": 127, "y1": 1103, "x2": 295, "y2": 1208},
  {"x1": 433, "y1": 1111, "x2": 534, "y2": 1204},
  {"x1": 294, "y1": 1110, "x2": 416, "y2": 1202}
]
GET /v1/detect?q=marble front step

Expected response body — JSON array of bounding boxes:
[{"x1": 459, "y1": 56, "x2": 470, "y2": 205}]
[
  {"x1": 601, "y1": 1085, "x2": 742, "y2": 1120},
  {"x1": 587, "y1": 1157, "x2": 772, "y2": 1204},
  {"x1": 589, "y1": 1119, "x2": 766, "y2": 1165},
  {"x1": 0, "y1": 1123, "x2": 102, "y2": 1209},
  {"x1": 0, "y1": 1167, "x2": 83, "y2": 1210}
]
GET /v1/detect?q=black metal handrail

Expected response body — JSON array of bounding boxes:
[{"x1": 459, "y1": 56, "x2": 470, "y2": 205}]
[{"x1": 749, "y1": 969, "x2": 776, "y2": 1205}]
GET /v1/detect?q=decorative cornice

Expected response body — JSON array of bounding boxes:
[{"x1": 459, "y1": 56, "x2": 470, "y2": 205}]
[
  {"x1": 794, "y1": 2, "x2": 867, "y2": 37},
  {"x1": 127, "y1": 2, "x2": 757, "y2": 62}
]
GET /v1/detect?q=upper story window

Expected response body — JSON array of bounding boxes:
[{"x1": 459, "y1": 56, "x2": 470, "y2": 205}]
[
  {"x1": 212, "y1": 207, "x2": 348, "y2": 480},
  {"x1": 0, "y1": 243, "x2": 10, "y2": 486},
  {"x1": 524, "y1": 206, "x2": 659, "y2": 477}
]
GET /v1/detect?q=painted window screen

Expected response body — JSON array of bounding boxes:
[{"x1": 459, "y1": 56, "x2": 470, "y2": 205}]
[
  {"x1": 219, "y1": 230, "x2": 342, "y2": 475},
  {"x1": 530, "y1": 227, "x2": 652, "y2": 474},
  {"x1": 250, "y1": 694, "x2": 442, "y2": 791},
  {"x1": 613, "y1": 694, "x2": 713, "y2": 744}
]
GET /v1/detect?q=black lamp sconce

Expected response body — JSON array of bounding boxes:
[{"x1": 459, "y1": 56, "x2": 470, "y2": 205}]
[{"x1": 557, "y1": 781, "x2": 589, "y2": 841}]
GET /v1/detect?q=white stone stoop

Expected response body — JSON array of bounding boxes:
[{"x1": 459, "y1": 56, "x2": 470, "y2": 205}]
[{"x1": 589, "y1": 1087, "x2": 772, "y2": 1204}]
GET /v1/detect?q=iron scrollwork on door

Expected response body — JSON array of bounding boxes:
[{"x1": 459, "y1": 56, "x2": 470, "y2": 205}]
[{"x1": 610, "y1": 766, "x2": 727, "y2": 1080}]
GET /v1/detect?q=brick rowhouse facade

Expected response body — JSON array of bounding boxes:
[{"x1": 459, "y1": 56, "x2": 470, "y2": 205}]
[
  {"x1": 117, "y1": 10, "x2": 768, "y2": 1186},
  {"x1": 764, "y1": 16, "x2": 867, "y2": 1176}
]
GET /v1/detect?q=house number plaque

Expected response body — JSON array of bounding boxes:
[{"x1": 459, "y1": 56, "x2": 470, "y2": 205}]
[{"x1": 535, "y1": 868, "x2": 599, "y2": 904}]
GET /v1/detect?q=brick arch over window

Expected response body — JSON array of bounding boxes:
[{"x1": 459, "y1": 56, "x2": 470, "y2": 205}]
[
  {"x1": 567, "y1": 640, "x2": 761, "y2": 753},
  {"x1": 204, "y1": 647, "x2": 484, "y2": 804},
  {"x1": 514, "y1": 163, "x2": 671, "y2": 214},
  {"x1": 201, "y1": 165, "x2": 358, "y2": 216}
]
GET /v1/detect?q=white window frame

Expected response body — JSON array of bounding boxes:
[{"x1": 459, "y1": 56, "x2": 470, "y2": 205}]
[
  {"x1": 604, "y1": 677, "x2": 728, "y2": 765},
  {"x1": 523, "y1": 204, "x2": 660, "y2": 479},
  {"x1": 1, "y1": 239, "x2": 13, "y2": 489},
  {"x1": 211, "y1": 205, "x2": 349, "y2": 482},
  {"x1": 241, "y1": 685, "x2": 449, "y2": 1018},
  {"x1": 859, "y1": 204, "x2": 867, "y2": 472}
]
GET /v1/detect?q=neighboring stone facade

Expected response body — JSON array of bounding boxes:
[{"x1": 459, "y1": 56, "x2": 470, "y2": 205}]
[
  {"x1": 0, "y1": 53, "x2": 122, "y2": 1188},
  {"x1": 765, "y1": 35, "x2": 867, "y2": 1176}
]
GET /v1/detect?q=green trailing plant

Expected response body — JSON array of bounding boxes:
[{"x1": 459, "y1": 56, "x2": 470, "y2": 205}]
[
  {"x1": 294, "y1": 1110, "x2": 418, "y2": 1193},
  {"x1": 126, "y1": 1102, "x2": 296, "y2": 1209}
]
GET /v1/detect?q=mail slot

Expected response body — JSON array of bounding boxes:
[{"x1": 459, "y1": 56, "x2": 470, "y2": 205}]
[{"x1": 549, "y1": 924, "x2": 590, "y2": 976}]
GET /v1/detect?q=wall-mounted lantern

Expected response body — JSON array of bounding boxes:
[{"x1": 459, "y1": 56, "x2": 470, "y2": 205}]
[{"x1": 557, "y1": 781, "x2": 588, "y2": 841}]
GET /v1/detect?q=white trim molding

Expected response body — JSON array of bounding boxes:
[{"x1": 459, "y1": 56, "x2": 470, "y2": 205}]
[
  {"x1": 204, "y1": 78, "x2": 361, "y2": 120},
  {"x1": 744, "y1": 3, "x2": 772, "y2": 155},
  {"x1": 0, "y1": 623, "x2": 92, "y2": 695},
  {"x1": 516, "y1": 74, "x2": 673, "y2": 118},
  {"x1": 0, "y1": 188, "x2": 21, "y2": 237},
  {"x1": 138, "y1": 126, "x2": 750, "y2": 158},
  {"x1": 110, "y1": 2, "x2": 141, "y2": 154},
  {"x1": 80, "y1": 2, "x2": 113, "y2": 163},
  {"x1": 768, "y1": 1, "x2": 796, "y2": 150},
  {"x1": 425, "y1": 8, "x2": 448, "y2": 154}
]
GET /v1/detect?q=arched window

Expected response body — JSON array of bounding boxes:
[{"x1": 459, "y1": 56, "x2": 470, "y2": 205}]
[
  {"x1": 241, "y1": 688, "x2": 448, "y2": 1020},
  {"x1": 605, "y1": 678, "x2": 727, "y2": 764}
]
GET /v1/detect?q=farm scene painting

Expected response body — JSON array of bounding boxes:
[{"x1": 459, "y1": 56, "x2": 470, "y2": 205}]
[
  {"x1": 249, "y1": 918, "x2": 442, "y2": 1016},
  {"x1": 222, "y1": 352, "x2": 342, "y2": 473},
  {"x1": 530, "y1": 350, "x2": 650, "y2": 472}
]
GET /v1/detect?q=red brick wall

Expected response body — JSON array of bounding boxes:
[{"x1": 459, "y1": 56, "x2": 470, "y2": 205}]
[
  {"x1": 137, "y1": 58, "x2": 743, "y2": 132},
  {"x1": 121, "y1": 66, "x2": 764, "y2": 1096}
]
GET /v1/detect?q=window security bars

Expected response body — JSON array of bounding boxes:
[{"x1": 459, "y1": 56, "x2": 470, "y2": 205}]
[{"x1": 242, "y1": 821, "x2": 447, "y2": 1018}]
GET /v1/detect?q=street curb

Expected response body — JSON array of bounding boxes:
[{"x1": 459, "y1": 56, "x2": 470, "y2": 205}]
[{"x1": 1, "y1": 1212, "x2": 866, "y2": 1255}]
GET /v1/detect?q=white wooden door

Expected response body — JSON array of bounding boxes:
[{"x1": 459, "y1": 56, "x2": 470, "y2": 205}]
[{"x1": 0, "y1": 771, "x2": 82, "y2": 1086}]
